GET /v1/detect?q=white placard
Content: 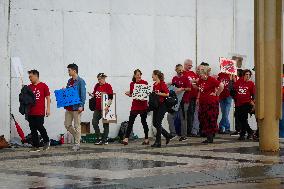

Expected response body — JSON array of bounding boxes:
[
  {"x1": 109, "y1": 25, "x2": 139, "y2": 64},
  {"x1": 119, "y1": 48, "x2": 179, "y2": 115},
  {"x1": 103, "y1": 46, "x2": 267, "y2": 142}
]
[
  {"x1": 132, "y1": 84, "x2": 152, "y2": 101},
  {"x1": 102, "y1": 93, "x2": 117, "y2": 123},
  {"x1": 11, "y1": 57, "x2": 24, "y2": 78}
]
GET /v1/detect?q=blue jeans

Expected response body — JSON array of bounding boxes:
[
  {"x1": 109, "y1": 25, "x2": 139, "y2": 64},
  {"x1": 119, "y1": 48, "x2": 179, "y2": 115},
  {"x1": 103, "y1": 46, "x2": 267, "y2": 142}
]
[
  {"x1": 279, "y1": 102, "x2": 284, "y2": 138},
  {"x1": 219, "y1": 96, "x2": 232, "y2": 131}
]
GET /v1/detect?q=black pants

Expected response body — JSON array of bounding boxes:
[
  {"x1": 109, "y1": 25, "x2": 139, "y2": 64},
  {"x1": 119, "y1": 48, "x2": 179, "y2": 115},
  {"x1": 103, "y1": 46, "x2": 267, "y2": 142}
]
[
  {"x1": 235, "y1": 104, "x2": 253, "y2": 137},
  {"x1": 187, "y1": 98, "x2": 196, "y2": 135},
  {"x1": 234, "y1": 110, "x2": 241, "y2": 132},
  {"x1": 28, "y1": 115, "x2": 49, "y2": 148},
  {"x1": 153, "y1": 103, "x2": 170, "y2": 143},
  {"x1": 126, "y1": 111, "x2": 149, "y2": 139}
]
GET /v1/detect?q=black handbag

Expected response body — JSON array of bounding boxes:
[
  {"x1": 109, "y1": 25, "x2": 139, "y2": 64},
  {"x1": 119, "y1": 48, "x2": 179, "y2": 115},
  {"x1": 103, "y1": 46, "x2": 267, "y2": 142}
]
[
  {"x1": 148, "y1": 92, "x2": 159, "y2": 111},
  {"x1": 89, "y1": 97, "x2": 96, "y2": 111},
  {"x1": 89, "y1": 84, "x2": 99, "y2": 111}
]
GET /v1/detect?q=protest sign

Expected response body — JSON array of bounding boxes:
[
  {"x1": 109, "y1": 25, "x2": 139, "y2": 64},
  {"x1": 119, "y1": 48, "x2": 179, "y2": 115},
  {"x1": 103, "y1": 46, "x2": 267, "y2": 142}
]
[
  {"x1": 102, "y1": 93, "x2": 117, "y2": 123},
  {"x1": 54, "y1": 87, "x2": 81, "y2": 108},
  {"x1": 132, "y1": 84, "x2": 152, "y2": 101},
  {"x1": 220, "y1": 57, "x2": 237, "y2": 75}
]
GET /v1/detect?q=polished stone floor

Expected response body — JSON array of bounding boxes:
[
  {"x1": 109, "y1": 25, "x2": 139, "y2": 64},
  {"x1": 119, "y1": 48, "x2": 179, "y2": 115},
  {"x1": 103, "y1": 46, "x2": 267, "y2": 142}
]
[{"x1": 1, "y1": 135, "x2": 284, "y2": 189}]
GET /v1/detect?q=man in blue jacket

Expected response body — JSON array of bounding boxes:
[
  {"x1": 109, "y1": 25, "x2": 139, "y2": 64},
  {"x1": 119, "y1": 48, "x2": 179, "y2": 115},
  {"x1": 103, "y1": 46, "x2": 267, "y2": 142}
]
[{"x1": 64, "y1": 63, "x2": 86, "y2": 151}]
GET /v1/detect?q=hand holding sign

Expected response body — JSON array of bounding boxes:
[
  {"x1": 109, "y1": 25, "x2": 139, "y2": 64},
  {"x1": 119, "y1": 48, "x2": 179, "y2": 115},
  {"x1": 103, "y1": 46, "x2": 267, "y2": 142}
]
[
  {"x1": 220, "y1": 57, "x2": 237, "y2": 75},
  {"x1": 132, "y1": 84, "x2": 152, "y2": 101}
]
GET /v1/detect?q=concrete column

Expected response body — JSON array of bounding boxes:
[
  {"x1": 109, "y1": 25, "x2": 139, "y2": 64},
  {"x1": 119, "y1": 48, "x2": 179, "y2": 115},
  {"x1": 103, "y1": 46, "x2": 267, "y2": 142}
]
[
  {"x1": 0, "y1": 0, "x2": 11, "y2": 140},
  {"x1": 254, "y1": 0, "x2": 282, "y2": 152}
]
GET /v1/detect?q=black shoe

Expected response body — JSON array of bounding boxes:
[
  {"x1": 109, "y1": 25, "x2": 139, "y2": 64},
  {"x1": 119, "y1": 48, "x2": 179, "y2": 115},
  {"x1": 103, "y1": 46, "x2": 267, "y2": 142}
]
[
  {"x1": 231, "y1": 131, "x2": 240, "y2": 136},
  {"x1": 179, "y1": 137, "x2": 188, "y2": 142},
  {"x1": 247, "y1": 134, "x2": 253, "y2": 140},
  {"x1": 151, "y1": 143, "x2": 161, "y2": 148},
  {"x1": 238, "y1": 136, "x2": 245, "y2": 141},
  {"x1": 224, "y1": 130, "x2": 231, "y2": 134},
  {"x1": 166, "y1": 137, "x2": 171, "y2": 145},
  {"x1": 95, "y1": 140, "x2": 104, "y2": 145},
  {"x1": 202, "y1": 139, "x2": 213, "y2": 144},
  {"x1": 142, "y1": 141, "x2": 149, "y2": 145}
]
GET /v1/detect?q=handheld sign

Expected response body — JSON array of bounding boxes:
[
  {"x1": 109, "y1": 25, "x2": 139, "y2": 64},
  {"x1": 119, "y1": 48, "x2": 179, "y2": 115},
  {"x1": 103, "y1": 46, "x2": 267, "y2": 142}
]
[
  {"x1": 219, "y1": 57, "x2": 237, "y2": 75},
  {"x1": 132, "y1": 84, "x2": 152, "y2": 101},
  {"x1": 54, "y1": 87, "x2": 81, "y2": 108},
  {"x1": 102, "y1": 93, "x2": 117, "y2": 123}
]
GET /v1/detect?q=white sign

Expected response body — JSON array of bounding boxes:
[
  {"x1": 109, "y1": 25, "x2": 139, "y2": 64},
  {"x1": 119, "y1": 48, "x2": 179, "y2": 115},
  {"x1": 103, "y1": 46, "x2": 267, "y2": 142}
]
[
  {"x1": 11, "y1": 57, "x2": 24, "y2": 78},
  {"x1": 102, "y1": 93, "x2": 117, "y2": 123},
  {"x1": 132, "y1": 84, "x2": 152, "y2": 101}
]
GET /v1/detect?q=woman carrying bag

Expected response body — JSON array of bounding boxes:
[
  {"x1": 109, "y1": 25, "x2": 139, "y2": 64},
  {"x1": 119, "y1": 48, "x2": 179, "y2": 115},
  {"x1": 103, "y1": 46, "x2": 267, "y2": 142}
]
[{"x1": 151, "y1": 70, "x2": 171, "y2": 148}]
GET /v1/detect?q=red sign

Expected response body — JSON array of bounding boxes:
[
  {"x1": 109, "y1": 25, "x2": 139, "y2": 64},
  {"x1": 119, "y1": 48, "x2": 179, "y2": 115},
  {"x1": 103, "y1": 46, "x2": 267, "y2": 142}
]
[{"x1": 219, "y1": 57, "x2": 237, "y2": 75}]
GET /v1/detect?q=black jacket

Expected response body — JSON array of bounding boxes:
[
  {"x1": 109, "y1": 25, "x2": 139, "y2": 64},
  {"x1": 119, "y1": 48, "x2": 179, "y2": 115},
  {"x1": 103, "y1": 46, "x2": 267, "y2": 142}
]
[{"x1": 19, "y1": 85, "x2": 36, "y2": 116}]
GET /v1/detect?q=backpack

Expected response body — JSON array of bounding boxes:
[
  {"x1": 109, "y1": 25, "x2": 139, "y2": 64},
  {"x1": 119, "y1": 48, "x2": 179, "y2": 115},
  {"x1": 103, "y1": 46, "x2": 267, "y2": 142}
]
[
  {"x1": 165, "y1": 90, "x2": 178, "y2": 109},
  {"x1": 117, "y1": 121, "x2": 134, "y2": 141},
  {"x1": 148, "y1": 92, "x2": 160, "y2": 111}
]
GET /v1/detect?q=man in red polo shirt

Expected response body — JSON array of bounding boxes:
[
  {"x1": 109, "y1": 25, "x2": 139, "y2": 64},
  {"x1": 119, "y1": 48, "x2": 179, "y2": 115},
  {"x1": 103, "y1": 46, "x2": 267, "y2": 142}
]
[
  {"x1": 27, "y1": 70, "x2": 51, "y2": 152},
  {"x1": 183, "y1": 59, "x2": 199, "y2": 136},
  {"x1": 167, "y1": 64, "x2": 191, "y2": 142}
]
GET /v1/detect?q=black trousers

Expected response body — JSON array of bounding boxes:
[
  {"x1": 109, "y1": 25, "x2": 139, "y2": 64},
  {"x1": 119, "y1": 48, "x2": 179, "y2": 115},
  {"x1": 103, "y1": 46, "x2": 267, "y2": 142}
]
[
  {"x1": 28, "y1": 115, "x2": 49, "y2": 148},
  {"x1": 235, "y1": 104, "x2": 253, "y2": 137},
  {"x1": 125, "y1": 111, "x2": 149, "y2": 139},
  {"x1": 153, "y1": 103, "x2": 170, "y2": 143}
]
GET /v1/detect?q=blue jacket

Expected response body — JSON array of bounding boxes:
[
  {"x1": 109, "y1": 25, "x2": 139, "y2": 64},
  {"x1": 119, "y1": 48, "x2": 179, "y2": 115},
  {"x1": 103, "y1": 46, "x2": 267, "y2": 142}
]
[{"x1": 66, "y1": 76, "x2": 86, "y2": 111}]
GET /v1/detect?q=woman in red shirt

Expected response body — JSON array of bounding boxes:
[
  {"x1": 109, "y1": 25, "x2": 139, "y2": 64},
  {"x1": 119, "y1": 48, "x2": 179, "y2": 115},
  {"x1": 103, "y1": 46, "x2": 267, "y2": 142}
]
[
  {"x1": 232, "y1": 69, "x2": 255, "y2": 140},
  {"x1": 151, "y1": 70, "x2": 171, "y2": 148},
  {"x1": 197, "y1": 66, "x2": 224, "y2": 143},
  {"x1": 122, "y1": 69, "x2": 149, "y2": 145}
]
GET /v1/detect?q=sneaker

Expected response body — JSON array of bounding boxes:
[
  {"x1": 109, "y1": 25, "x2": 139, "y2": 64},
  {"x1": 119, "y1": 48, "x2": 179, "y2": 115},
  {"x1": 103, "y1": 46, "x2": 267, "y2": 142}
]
[
  {"x1": 170, "y1": 135, "x2": 178, "y2": 141},
  {"x1": 95, "y1": 140, "x2": 108, "y2": 145},
  {"x1": 179, "y1": 137, "x2": 188, "y2": 142},
  {"x1": 230, "y1": 131, "x2": 240, "y2": 136},
  {"x1": 72, "y1": 144, "x2": 80, "y2": 151},
  {"x1": 43, "y1": 142, "x2": 50, "y2": 151},
  {"x1": 29, "y1": 148, "x2": 40, "y2": 152},
  {"x1": 95, "y1": 140, "x2": 103, "y2": 145}
]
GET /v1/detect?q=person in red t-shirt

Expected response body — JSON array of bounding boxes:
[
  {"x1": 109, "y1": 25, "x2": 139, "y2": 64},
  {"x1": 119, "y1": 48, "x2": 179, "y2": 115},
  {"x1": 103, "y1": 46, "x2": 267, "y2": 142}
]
[
  {"x1": 183, "y1": 59, "x2": 199, "y2": 136},
  {"x1": 122, "y1": 69, "x2": 149, "y2": 145},
  {"x1": 217, "y1": 72, "x2": 235, "y2": 134},
  {"x1": 197, "y1": 66, "x2": 224, "y2": 143},
  {"x1": 232, "y1": 69, "x2": 255, "y2": 140},
  {"x1": 167, "y1": 64, "x2": 191, "y2": 142},
  {"x1": 151, "y1": 70, "x2": 171, "y2": 148},
  {"x1": 92, "y1": 73, "x2": 113, "y2": 145},
  {"x1": 27, "y1": 70, "x2": 50, "y2": 152}
]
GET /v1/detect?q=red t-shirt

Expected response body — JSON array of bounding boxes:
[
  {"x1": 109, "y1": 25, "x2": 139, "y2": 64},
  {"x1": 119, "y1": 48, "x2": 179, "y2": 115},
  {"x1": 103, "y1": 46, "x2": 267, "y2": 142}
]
[
  {"x1": 183, "y1": 70, "x2": 199, "y2": 100},
  {"x1": 153, "y1": 81, "x2": 169, "y2": 103},
  {"x1": 28, "y1": 82, "x2": 50, "y2": 116},
  {"x1": 93, "y1": 83, "x2": 113, "y2": 110},
  {"x1": 130, "y1": 80, "x2": 148, "y2": 111},
  {"x1": 198, "y1": 76, "x2": 221, "y2": 104},
  {"x1": 218, "y1": 73, "x2": 231, "y2": 100},
  {"x1": 65, "y1": 79, "x2": 75, "y2": 111},
  {"x1": 234, "y1": 78, "x2": 255, "y2": 107},
  {"x1": 172, "y1": 75, "x2": 191, "y2": 103}
]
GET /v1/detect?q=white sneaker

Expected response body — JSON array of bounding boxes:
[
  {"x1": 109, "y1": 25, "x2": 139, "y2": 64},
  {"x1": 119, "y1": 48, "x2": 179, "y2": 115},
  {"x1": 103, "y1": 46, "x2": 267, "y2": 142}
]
[
  {"x1": 43, "y1": 142, "x2": 50, "y2": 151},
  {"x1": 29, "y1": 148, "x2": 41, "y2": 152},
  {"x1": 72, "y1": 144, "x2": 80, "y2": 151}
]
